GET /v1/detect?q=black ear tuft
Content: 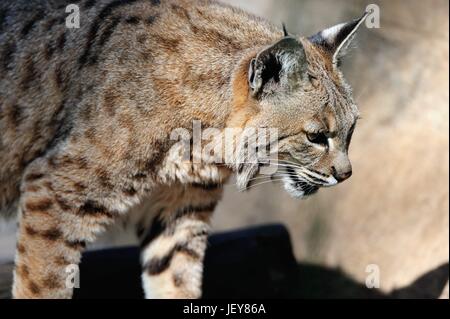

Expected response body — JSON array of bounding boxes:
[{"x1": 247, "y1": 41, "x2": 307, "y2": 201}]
[
  {"x1": 282, "y1": 23, "x2": 289, "y2": 37},
  {"x1": 308, "y1": 12, "x2": 368, "y2": 64},
  {"x1": 248, "y1": 37, "x2": 307, "y2": 97}
]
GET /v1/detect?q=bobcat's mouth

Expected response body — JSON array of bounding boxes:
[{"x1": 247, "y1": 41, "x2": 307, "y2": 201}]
[
  {"x1": 282, "y1": 175, "x2": 319, "y2": 198},
  {"x1": 282, "y1": 166, "x2": 336, "y2": 199}
]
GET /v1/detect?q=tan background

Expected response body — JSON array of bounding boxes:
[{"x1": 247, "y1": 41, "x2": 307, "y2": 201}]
[{"x1": 0, "y1": 0, "x2": 449, "y2": 296}]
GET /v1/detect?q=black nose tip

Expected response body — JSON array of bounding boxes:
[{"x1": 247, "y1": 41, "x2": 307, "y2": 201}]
[
  {"x1": 332, "y1": 167, "x2": 353, "y2": 183},
  {"x1": 338, "y1": 170, "x2": 352, "y2": 182}
]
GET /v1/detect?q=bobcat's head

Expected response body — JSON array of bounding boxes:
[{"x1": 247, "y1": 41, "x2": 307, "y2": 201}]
[{"x1": 235, "y1": 14, "x2": 368, "y2": 198}]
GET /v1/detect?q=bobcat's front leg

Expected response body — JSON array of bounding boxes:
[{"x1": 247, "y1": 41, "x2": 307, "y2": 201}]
[
  {"x1": 139, "y1": 183, "x2": 223, "y2": 299},
  {"x1": 13, "y1": 157, "x2": 118, "y2": 299}
]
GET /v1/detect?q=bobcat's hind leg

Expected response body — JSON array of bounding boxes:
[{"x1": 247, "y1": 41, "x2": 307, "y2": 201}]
[
  {"x1": 138, "y1": 183, "x2": 223, "y2": 299},
  {"x1": 13, "y1": 157, "x2": 118, "y2": 299}
]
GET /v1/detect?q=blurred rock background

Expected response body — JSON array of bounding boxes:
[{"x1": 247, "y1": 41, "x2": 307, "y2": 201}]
[{"x1": 1, "y1": 0, "x2": 448, "y2": 297}]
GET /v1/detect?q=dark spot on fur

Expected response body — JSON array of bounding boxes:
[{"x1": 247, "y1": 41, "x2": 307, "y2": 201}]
[
  {"x1": 20, "y1": 55, "x2": 38, "y2": 90},
  {"x1": 79, "y1": 200, "x2": 114, "y2": 218},
  {"x1": 145, "y1": 243, "x2": 201, "y2": 276},
  {"x1": 5, "y1": 103, "x2": 24, "y2": 128},
  {"x1": 24, "y1": 226, "x2": 38, "y2": 236},
  {"x1": 0, "y1": 9, "x2": 7, "y2": 32},
  {"x1": 42, "y1": 228, "x2": 63, "y2": 241},
  {"x1": 133, "y1": 172, "x2": 147, "y2": 180},
  {"x1": 20, "y1": 264, "x2": 30, "y2": 277},
  {"x1": 103, "y1": 90, "x2": 119, "y2": 116},
  {"x1": 43, "y1": 181, "x2": 54, "y2": 192},
  {"x1": 192, "y1": 25, "x2": 243, "y2": 52},
  {"x1": 56, "y1": 32, "x2": 66, "y2": 52},
  {"x1": 173, "y1": 273, "x2": 184, "y2": 287},
  {"x1": 25, "y1": 173, "x2": 45, "y2": 182},
  {"x1": 145, "y1": 15, "x2": 156, "y2": 25},
  {"x1": 1, "y1": 42, "x2": 16, "y2": 71},
  {"x1": 123, "y1": 187, "x2": 137, "y2": 196},
  {"x1": 54, "y1": 256, "x2": 70, "y2": 266},
  {"x1": 174, "y1": 202, "x2": 217, "y2": 220},
  {"x1": 136, "y1": 34, "x2": 147, "y2": 44},
  {"x1": 17, "y1": 243, "x2": 26, "y2": 254},
  {"x1": 55, "y1": 196, "x2": 71, "y2": 211},
  {"x1": 191, "y1": 182, "x2": 222, "y2": 191},
  {"x1": 25, "y1": 185, "x2": 41, "y2": 193},
  {"x1": 57, "y1": 155, "x2": 88, "y2": 170},
  {"x1": 43, "y1": 274, "x2": 60, "y2": 289},
  {"x1": 44, "y1": 17, "x2": 59, "y2": 32},
  {"x1": 125, "y1": 16, "x2": 140, "y2": 24},
  {"x1": 21, "y1": 10, "x2": 45, "y2": 37},
  {"x1": 47, "y1": 156, "x2": 58, "y2": 169},
  {"x1": 28, "y1": 281, "x2": 41, "y2": 295},
  {"x1": 141, "y1": 140, "x2": 173, "y2": 176},
  {"x1": 73, "y1": 181, "x2": 87, "y2": 192},
  {"x1": 171, "y1": 4, "x2": 191, "y2": 21},
  {"x1": 145, "y1": 253, "x2": 173, "y2": 275},
  {"x1": 44, "y1": 42, "x2": 56, "y2": 60},
  {"x1": 96, "y1": 168, "x2": 114, "y2": 190},
  {"x1": 77, "y1": 157, "x2": 89, "y2": 170},
  {"x1": 175, "y1": 243, "x2": 201, "y2": 260},
  {"x1": 84, "y1": 0, "x2": 97, "y2": 9},
  {"x1": 65, "y1": 240, "x2": 86, "y2": 250},
  {"x1": 50, "y1": 97, "x2": 66, "y2": 124},
  {"x1": 25, "y1": 198, "x2": 53, "y2": 213},
  {"x1": 54, "y1": 63, "x2": 65, "y2": 91},
  {"x1": 152, "y1": 34, "x2": 181, "y2": 52}
]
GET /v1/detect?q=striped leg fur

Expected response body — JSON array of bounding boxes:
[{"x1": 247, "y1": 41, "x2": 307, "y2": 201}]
[
  {"x1": 139, "y1": 184, "x2": 222, "y2": 299},
  {"x1": 13, "y1": 158, "x2": 117, "y2": 299}
]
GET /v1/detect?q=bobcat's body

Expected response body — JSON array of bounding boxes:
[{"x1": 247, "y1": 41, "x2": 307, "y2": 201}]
[
  {"x1": 0, "y1": 0, "x2": 365, "y2": 298},
  {"x1": 1, "y1": 0, "x2": 278, "y2": 218}
]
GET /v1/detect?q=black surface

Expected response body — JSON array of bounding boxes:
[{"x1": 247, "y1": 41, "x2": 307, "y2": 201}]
[
  {"x1": 74, "y1": 224, "x2": 297, "y2": 299},
  {"x1": 69, "y1": 224, "x2": 448, "y2": 299}
]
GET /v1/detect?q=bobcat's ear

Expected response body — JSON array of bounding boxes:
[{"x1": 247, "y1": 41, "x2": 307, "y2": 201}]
[
  {"x1": 248, "y1": 37, "x2": 307, "y2": 97},
  {"x1": 308, "y1": 12, "x2": 368, "y2": 65}
]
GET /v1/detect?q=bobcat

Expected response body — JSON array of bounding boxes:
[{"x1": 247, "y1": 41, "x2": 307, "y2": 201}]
[{"x1": 0, "y1": 0, "x2": 367, "y2": 298}]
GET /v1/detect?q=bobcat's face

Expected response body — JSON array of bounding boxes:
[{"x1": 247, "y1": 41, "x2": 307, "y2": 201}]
[{"x1": 238, "y1": 14, "x2": 367, "y2": 198}]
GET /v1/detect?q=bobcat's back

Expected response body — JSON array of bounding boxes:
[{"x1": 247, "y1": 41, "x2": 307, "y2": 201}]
[{"x1": 0, "y1": 0, "x2": 279, "y2": 216}]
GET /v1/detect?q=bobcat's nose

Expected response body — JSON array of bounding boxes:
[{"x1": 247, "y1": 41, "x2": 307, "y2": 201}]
[{"x1": 332, "y1": 166, "x2": 352, "y2": 183}]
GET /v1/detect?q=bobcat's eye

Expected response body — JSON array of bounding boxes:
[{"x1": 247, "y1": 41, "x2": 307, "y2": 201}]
[{"x1": 306, "y1": 131, "x2": 328, "y2": 146}]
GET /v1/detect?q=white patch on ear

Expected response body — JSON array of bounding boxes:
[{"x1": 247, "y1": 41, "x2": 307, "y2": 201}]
[
  {"x1": 321, "y1": 22, "x2": 348, "y2": 43},
  {"x1": 332, "y1": 12, "x2": 369, "y2": 64}
]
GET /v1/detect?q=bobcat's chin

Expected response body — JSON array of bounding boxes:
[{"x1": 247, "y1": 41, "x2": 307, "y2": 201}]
[{"x1": 282, "y1": 177, "x2": 320, "y2": 199}]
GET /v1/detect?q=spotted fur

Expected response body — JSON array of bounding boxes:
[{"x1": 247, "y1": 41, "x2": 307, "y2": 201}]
[{"x1": 0, "y1": 0, "x2": 366, "y2": 298}]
